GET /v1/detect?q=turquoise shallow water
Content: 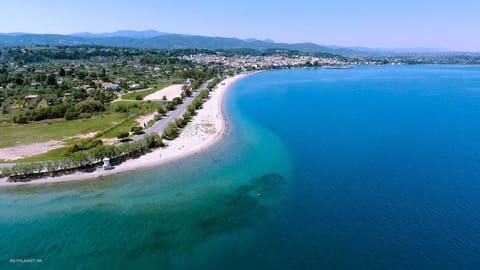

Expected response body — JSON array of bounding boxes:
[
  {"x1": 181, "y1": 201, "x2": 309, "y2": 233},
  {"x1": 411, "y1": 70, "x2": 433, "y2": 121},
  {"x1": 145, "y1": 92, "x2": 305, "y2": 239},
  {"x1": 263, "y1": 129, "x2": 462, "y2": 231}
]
[
  {"x1": 3, "y1": 65, "x2": 480, "y2": 269},
  {"x1": 0, "y1": 77, "x2": 293, "y2": 269}
]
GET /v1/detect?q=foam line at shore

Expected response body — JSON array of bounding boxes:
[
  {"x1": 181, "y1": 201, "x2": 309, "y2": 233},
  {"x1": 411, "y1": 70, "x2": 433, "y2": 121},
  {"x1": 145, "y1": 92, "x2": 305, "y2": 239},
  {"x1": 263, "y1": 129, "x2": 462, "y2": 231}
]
[{"x1": 0, "y1": 73, "x2": 250, "y2": 187}]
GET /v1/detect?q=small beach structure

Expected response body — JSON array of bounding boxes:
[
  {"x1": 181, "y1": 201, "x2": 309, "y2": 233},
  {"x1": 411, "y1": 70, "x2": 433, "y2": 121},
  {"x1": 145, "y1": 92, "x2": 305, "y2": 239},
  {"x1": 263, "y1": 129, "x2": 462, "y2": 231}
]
[{"x1": 102, "y1": 157, "x2": 113, "y2": 170}]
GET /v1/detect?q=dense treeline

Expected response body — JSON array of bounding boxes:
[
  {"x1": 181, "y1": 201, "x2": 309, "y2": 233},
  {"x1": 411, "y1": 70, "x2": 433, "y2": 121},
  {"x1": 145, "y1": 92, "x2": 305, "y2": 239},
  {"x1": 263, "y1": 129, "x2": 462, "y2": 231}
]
[
  {"x1": 1, "y1": 46, "x2": 149, "y2": 63},
  {"x1": 0, "y1": 46, "x2": 228, "y2": 123},
  {"x1": 12, "y1": 97, "x2": 108, "y2": 123},
  {"x1": 1, "y1": 133, "x2": 163, "y2": 181}
]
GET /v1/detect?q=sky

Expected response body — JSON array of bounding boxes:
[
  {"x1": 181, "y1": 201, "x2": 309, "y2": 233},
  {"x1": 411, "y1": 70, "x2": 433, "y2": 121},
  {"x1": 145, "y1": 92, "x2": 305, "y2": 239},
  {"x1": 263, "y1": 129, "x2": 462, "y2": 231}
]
[{"x1": 0, "y1": 0, "x2": 479, "y2": 51}]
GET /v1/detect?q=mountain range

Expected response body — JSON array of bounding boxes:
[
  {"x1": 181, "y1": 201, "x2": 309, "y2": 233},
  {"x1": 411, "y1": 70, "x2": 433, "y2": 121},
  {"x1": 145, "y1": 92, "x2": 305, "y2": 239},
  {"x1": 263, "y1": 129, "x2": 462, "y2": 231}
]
[{"x1": 0, "y1": 30, "x2": 471, "y2": 57}]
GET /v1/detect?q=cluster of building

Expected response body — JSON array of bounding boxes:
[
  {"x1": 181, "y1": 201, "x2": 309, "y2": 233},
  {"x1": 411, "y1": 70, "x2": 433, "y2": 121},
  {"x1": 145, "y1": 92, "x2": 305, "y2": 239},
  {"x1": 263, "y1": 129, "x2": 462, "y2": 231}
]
[{"x1": 181, "y1": 53, "x2": 353, "y2": 69}]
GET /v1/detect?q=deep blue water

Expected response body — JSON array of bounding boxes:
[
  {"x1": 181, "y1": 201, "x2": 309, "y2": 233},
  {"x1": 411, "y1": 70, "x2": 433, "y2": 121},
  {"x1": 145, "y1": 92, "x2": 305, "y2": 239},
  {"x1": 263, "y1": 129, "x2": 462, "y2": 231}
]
[
  {"x1": 2, "y1": 65, "x2": 480, "y2": 269},
  {"x1": 233, "y1": 66, "x2": 480, "y2": 269}
]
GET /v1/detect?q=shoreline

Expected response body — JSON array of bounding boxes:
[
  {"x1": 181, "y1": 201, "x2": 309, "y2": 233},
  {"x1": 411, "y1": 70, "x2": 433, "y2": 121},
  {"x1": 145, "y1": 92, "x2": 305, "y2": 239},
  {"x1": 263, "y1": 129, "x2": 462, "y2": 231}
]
[{"x1": 0, "y1": 73, "x2": 251, "y2": 187}]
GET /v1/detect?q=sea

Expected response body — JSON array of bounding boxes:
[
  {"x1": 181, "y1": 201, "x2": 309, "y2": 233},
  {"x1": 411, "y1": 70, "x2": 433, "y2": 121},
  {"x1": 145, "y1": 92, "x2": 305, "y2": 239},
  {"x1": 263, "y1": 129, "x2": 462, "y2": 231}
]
[{"x1": 2, "y1": 65, "x2": 480, "y2": 269}]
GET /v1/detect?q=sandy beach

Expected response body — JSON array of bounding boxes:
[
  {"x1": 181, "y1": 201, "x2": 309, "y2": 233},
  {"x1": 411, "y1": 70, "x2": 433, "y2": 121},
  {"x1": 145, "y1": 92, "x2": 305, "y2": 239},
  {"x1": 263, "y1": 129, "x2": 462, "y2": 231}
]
[
  {"x1": 144, "y1": 84, "x2": 184, "y2": 101},
  {"x1": 0, "y1": 74, "x2": 248, "y2": 187}
]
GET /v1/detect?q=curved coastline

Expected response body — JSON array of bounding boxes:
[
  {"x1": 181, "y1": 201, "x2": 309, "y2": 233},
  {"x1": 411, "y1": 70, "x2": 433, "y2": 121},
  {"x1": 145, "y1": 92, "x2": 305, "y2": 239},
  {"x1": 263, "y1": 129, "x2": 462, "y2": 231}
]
[{"x1": 0, "y1": 73, "x2": 252, "y2": 187}]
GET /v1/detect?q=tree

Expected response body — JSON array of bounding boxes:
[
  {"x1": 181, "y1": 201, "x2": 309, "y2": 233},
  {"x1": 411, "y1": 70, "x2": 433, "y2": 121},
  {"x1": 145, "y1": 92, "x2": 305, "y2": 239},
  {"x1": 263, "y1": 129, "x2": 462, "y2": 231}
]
[
  {"x1": 175, "y1": 118, "x2": 185, "y2": 128},
  {"x1": 64, "y1": 109, "x2": 79, "y2": 120},
  {"x1": 59, "y1": 67, "x2": 66, "y2": 77},
  {"x1": 162, "y1": 122, "x2": 179, "y2": 140},
  {"x1": 183, "y1": 111, "x2": 192, "y2": 122},
  {"x1": 144, "y1": 133, "x2": 164, "y2": 148},
  {"x1": 119, "y1": 80, "x2": 128, "y2": 89},
  {"x1": 74, "y1": 98, "x2": 105, "y2": 114},
  {"x1": 101, "y1": 68, "x2": 108, "y2": 81},
  {"x1": 14, "y1": 74, "x2": 24, "y2": 85},
  {"x1": 46, "y1": 74, "x2": 57, "y2": 86}
]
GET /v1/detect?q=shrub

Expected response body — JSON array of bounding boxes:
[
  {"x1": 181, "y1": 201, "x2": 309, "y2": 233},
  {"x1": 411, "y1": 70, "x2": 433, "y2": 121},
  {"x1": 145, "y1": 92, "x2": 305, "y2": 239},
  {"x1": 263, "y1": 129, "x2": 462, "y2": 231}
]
[
  {"x1": 113, "y1": 104, "x2": 128, "y2": 113},
  {"x1": 64, "y1": 109, "x2": 80, "y2": 120},
  {"x1": 147, "y1": 119, "x2": 156, "y2": 127},
  {"x1": 154, "y1": 114, "x2": 163, "y2": 121},
  {"x1": 67, "y1": 139, "x2": 103, "y2": 154},
  {"x1": 157, "y1": 106, "x2": 166, "y2": 115},
  {"x1": 0, "y1": 167, "x2": 12, "y2": 177},
  {"x1": 12, "y1": 113, "x2": 28, "y2": 124},
  {"x1": 131, "y1": 126, "x2": 143, "y2": 134},
  {"x1": 165, "y1": 102, "x2": 175, "y2": 111},
  {"x1": 78, "y1": 113, "x2": 92, "y2": 119},
  {"x1": 173, "y1": 97, "x2": 183, "y2": 105},
  {"x1": 117, "y1": 131, "x2": 129, "y2": 139}
]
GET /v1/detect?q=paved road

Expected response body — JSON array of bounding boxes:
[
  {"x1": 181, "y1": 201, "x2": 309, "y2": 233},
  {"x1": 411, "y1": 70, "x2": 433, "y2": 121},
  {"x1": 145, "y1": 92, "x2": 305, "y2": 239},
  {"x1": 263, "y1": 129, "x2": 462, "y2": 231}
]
[
  {"x1": 0, "y1": 163, "x2": 15, "y2": 169},
  {"x1": 0, "y1": 81, "x2": 212, "y2": 170},
  {"x1": 132, "y1": 80, "x2": 211, "y2": 140}
]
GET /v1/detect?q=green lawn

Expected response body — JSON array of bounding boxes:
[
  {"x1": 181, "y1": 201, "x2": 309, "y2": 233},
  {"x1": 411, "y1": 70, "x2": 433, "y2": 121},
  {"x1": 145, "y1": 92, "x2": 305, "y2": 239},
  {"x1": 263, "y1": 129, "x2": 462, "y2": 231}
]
[
  {"x1": 0, "y1": 113, "x2": 127, "y2": 148},
  {"x1": 16, "y1": 147, "x2": 71, "y2": 163},
  {"x1": 100, "y1": 117, "x2": 137, "y2": 138},
  {"x1": 0, "y1": 100, "x2": 161, "y2": 162},
  {"x1": 101, "y1": 101, "x2": 160, "y2": 137},
  {"x1": 121, "y1": 82, "x2": 172, "y2": 100}
]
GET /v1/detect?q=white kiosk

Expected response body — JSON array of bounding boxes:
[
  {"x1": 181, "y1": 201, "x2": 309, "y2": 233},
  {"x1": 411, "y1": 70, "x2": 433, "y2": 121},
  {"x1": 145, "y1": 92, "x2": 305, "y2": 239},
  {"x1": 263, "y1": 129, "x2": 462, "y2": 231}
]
[{"x1": 103, "y1": 157, "x2": 113, "y2": 170}]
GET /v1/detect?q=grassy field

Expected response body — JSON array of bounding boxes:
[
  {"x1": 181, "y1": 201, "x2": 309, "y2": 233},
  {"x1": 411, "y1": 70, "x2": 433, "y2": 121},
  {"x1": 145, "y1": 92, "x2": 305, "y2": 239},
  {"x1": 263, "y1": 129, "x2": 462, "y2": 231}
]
[
  {"x1": 0, "y1": 99, "x2": 161, "y2": 162},
  {"x1": 0, "y1": 113, "x2": 127, "y2": 148},
  {"x1": 17, "y1": 147, "x2": 71, "y2": 162},
  {"x1": 4, "y1": 116, "x2": 137, "y2": 163},
  {"x1": 100, "y1": 117, "x2": 137, "y2": 138},
  {"x1": 121, "y1": 82, "x2": 171, "y2": 100},
  {"x1": 0, "y1": 101, "x2": 160, "y2": 148},
  {"x1": 101, "y1": 101, "x2": 160, "y2": 137}
]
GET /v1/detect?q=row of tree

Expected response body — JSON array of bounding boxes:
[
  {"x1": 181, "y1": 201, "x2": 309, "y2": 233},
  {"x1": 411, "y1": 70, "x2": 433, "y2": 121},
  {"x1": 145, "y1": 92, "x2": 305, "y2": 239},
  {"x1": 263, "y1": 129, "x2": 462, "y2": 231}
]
[
  {"x1": 2, "y1": 75, "x2": 224, "y2": 180},
  {"x1": 162, "y1": 79, "x2": 220, "y2": 140},
  {"x1": 1, "y1": 133, "x2": 163, "y2": 181}
]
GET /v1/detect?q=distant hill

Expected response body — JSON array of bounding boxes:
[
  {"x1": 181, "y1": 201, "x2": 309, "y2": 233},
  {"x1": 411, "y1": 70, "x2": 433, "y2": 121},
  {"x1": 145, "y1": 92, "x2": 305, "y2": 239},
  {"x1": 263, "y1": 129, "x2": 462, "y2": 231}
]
[
  {"x1": 0, "y1": 31, "x2": 367, "y2": 56},
  {"x1": 0, "y1": 30, "x2": 475, "y2": 57},
  {"x1": 71, "y1": 30, "x2": 166, "y2": 39}
]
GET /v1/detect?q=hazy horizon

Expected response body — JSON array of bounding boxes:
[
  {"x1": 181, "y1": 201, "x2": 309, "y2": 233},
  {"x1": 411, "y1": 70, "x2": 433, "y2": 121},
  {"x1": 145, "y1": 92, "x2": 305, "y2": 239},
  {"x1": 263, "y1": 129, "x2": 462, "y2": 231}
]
[{"x1": 0, "y1": 0, "x2": 478, "y2": 52}]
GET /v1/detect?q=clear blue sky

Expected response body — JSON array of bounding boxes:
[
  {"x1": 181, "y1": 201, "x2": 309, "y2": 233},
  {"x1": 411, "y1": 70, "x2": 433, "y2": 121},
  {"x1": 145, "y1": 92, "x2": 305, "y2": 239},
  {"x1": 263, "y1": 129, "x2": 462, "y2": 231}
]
[{"x1": 1, "y1": 0, "x2": 479, "y2": 51}]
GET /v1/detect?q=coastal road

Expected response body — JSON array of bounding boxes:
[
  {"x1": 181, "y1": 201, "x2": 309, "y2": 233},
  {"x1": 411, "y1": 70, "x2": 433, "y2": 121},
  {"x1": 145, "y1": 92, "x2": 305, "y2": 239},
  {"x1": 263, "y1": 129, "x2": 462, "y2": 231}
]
[
  {"x1": 0, "y1": 81, "x2": 212, "y2": 171},
  {"x1": 131, "y1": 80, "x2": 212, "y2": 140},
  {"x1": 0, "y1": 163, "x2": 15, "y2": 169}
]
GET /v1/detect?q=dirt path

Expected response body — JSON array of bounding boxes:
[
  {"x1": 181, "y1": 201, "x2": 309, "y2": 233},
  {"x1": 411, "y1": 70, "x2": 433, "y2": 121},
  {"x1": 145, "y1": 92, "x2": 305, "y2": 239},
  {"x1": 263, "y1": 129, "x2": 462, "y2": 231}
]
[{"x1": 0, "y1": 141, "x2": 64, "y2": 161}]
